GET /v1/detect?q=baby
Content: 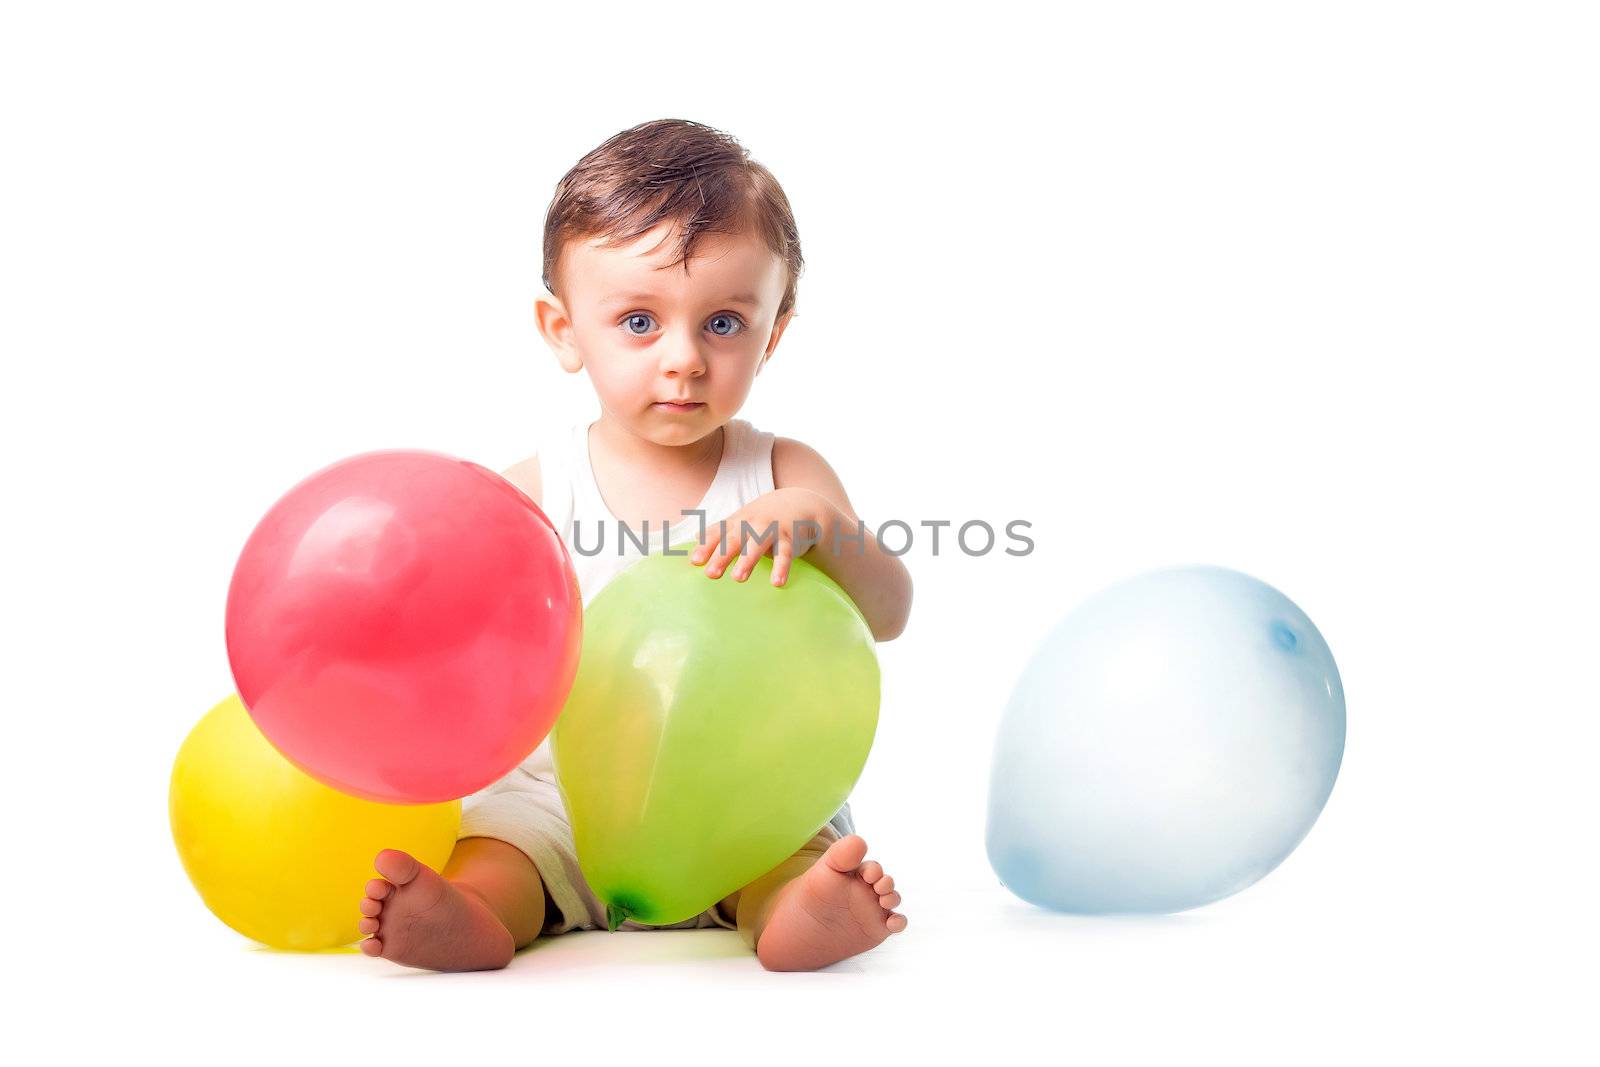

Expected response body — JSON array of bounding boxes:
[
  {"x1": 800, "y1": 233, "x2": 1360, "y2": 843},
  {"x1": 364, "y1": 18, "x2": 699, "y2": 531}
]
[{"x1": 356, "y1": 118, "x2": 913, "y2": 972}]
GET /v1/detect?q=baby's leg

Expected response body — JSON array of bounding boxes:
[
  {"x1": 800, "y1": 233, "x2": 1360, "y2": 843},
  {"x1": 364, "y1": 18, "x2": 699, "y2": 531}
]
[
  {"x1": 358, "y1": 836, "x2": 546, "y2": 972},
  {"x1": 720, "y1": 833, "x2": 906, "y2": 972},
  {"x1": 444, "y1": 837, "x2": 550, "y2": 947}
]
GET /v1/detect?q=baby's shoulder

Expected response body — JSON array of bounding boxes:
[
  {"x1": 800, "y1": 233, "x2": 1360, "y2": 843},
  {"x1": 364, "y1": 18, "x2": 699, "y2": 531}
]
[
  {"x1": 771, "y1": 435, "x2": 833, "y2": 484},
  {"x1": 771, "y1": 435, "x2": 856, "y2": 515},
  {"x1": 499, "y1": 455, "x2": 542, "y2": 508},
  {"x1": 768, "y1": 431, "x2": 825, "y2": 470}
]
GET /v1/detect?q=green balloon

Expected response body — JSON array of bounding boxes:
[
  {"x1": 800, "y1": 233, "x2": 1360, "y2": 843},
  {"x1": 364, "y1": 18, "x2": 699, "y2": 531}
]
[{"x1": 553, "y1": 544, "x2": 879, "y2": 929}]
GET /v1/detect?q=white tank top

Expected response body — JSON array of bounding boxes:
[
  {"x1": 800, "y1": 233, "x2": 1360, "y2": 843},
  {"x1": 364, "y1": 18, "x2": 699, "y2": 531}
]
[
  {"x1": 524, "y1": 417, "x2": 856, "y2": 837},
  {"x1": 538, "y1": 417, "x2": 777, "y2": 606}
]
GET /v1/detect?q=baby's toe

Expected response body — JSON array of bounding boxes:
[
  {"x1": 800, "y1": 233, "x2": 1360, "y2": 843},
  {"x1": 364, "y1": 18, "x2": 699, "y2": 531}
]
[
  {"x1": 365, "y1": 878, "x2": 392, "y2": 900},
  {"x1": 859, "y1": 860, "x2": 883, "y2": 883},
  {"x1": 374, "y1": 849, "x2": 421, "y2": 886},
  {"x1": 885, "y1": 913, "x2": 908, "y2": 933},
  {"x1": 359, "y1": 897, "x2": 383, "y2": 917},
  {"x1": 879, "y1": 891, "x2": 902, "y2": 910},
  {"x1": 873, "y1": 874, "x2": 894, "y2": 894},
  {"x1": 359, "y1": 937, "x2": 384, "y2": 956},
  {"x1": 822, "y1": 835, "x2": 869, "y2": 873},
  {"x1": 358, "y1": 917, "x2": 380, "y2": 935}
]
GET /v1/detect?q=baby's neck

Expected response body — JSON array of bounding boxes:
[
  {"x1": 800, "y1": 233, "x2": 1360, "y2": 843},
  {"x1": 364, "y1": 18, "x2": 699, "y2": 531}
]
[
  {"x1": 586, "y1": 416, "x2": 728, "y2": 526},
  {"x1": 589, "y1": 416, "x2": 725, "y2": 478}
]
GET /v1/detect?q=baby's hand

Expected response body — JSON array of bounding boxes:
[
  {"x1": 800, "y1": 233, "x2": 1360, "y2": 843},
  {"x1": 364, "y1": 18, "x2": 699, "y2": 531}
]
[{"x1": 690, "y1": 488, "x2": 837, "y2": 587}]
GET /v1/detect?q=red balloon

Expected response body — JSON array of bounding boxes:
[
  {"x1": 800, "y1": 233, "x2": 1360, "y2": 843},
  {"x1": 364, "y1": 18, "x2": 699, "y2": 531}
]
[{"x1": 226, "y1": 450, "x2": 581, "y2": 804}]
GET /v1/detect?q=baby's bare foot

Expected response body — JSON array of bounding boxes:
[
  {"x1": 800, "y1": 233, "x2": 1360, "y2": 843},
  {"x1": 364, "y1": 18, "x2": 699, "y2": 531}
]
[
  {"x1": 755, "y1": 835, "x2": 907, "y2": 972},
  {"x1": 357, "y1": 849, "x2": 515, "y2": 972}
]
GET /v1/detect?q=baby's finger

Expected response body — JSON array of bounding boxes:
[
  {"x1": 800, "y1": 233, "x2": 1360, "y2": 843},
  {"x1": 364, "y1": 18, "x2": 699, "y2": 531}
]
[
  {"x1": 703, "y1": 529, "x2": 737, "y2": 577},
  {"x1": 771, "y1": 536, "x2": 793, "y2": 586},
  {"x1": 715, "y1": 548, "x2": 745, "y2": 580},
  {"x1": 734, "y1": 530, "x2": 778, "y2": 582},
  {"x1": 693, "y1": 524, "x2": 733, "y2": 564},
  {"x1": 708, "y1": 539, "x2": 745, "y2": 579},
  {"x1": 732, "y1": 547, "x2": 759, "y2": 582},
  {"x1": 721, "y1": 525, "x2": 763, "y2": 579},
  {"x1": 693, "y1": 525, "x2": 726, "y2": 568}
]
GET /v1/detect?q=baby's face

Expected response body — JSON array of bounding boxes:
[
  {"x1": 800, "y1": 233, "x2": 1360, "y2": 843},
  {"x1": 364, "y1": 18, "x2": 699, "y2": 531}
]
[{"x1": 545, "y1": 220, "x2": 790, "y2": 447}]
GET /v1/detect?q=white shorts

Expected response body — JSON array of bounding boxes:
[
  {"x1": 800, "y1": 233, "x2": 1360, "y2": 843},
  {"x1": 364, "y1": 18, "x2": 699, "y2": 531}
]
[{"x1": 458, "y1": 750, "x2": 855, "y2": 936}]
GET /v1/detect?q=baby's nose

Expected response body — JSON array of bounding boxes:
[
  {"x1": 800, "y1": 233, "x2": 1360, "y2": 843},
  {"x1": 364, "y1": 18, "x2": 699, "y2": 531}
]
[{"x1": 658, "y1": 333, "x2": 708, "y2": 375}]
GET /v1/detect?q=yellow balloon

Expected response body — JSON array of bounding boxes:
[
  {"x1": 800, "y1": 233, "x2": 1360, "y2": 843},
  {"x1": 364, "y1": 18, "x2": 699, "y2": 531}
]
[{"x1": 170, "y1": 695, "x2": 461, "y2": 950}]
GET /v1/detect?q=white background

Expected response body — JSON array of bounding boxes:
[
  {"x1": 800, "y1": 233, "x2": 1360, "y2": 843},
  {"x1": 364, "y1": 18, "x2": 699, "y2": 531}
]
[{"x1": 4, "y1": 1, "x2": 1596, "y2": 1062}]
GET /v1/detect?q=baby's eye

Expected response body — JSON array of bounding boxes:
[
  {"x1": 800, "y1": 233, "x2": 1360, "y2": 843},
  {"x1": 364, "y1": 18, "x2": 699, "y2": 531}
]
[{"x1": 619, "y1": 312, "x2": 744, "y2": 338}]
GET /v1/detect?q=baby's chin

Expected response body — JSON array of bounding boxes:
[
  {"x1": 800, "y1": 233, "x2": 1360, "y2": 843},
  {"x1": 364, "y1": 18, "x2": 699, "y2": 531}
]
[{"x1": 631, "y1": 407, "x2": 724, "y2": 445}]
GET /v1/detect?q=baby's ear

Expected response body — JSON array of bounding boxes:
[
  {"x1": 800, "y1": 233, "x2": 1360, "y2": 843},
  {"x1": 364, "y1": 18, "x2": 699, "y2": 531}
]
[
  {"x1": 535, "y1": 291, "x2": 584, "y2": 372},
  {"x1": 758, "y1": 310, "x2": 794, "y2": 373}
]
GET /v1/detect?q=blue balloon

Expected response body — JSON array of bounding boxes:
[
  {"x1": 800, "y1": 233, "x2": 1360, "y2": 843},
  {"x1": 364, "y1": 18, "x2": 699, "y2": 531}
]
[{"x1": 987, "y1": 566, "x2": 1344, "y2": 914}]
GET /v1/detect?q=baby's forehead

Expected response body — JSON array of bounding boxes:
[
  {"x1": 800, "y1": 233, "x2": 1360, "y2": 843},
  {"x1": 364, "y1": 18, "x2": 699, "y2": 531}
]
[{"x1": 566, "y1": 224, "x2": 784, "y2": 303}]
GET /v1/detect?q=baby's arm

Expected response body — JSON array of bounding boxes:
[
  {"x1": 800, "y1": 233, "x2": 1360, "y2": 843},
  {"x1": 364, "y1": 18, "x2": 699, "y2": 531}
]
[{"x1": 770, "y1": 437, "x2": 913, "y2": 642}]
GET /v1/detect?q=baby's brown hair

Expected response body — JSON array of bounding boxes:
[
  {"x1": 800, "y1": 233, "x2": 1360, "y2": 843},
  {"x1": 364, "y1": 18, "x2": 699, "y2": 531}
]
[{"x1": 542, "y1": 118, "x2": 804, "y2": 318}]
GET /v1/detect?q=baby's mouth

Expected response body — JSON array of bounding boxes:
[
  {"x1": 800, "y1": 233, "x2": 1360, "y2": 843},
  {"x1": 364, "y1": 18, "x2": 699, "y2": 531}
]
[{"x1": 652, "y1": 400, "x2": 705, "y2": 411}]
